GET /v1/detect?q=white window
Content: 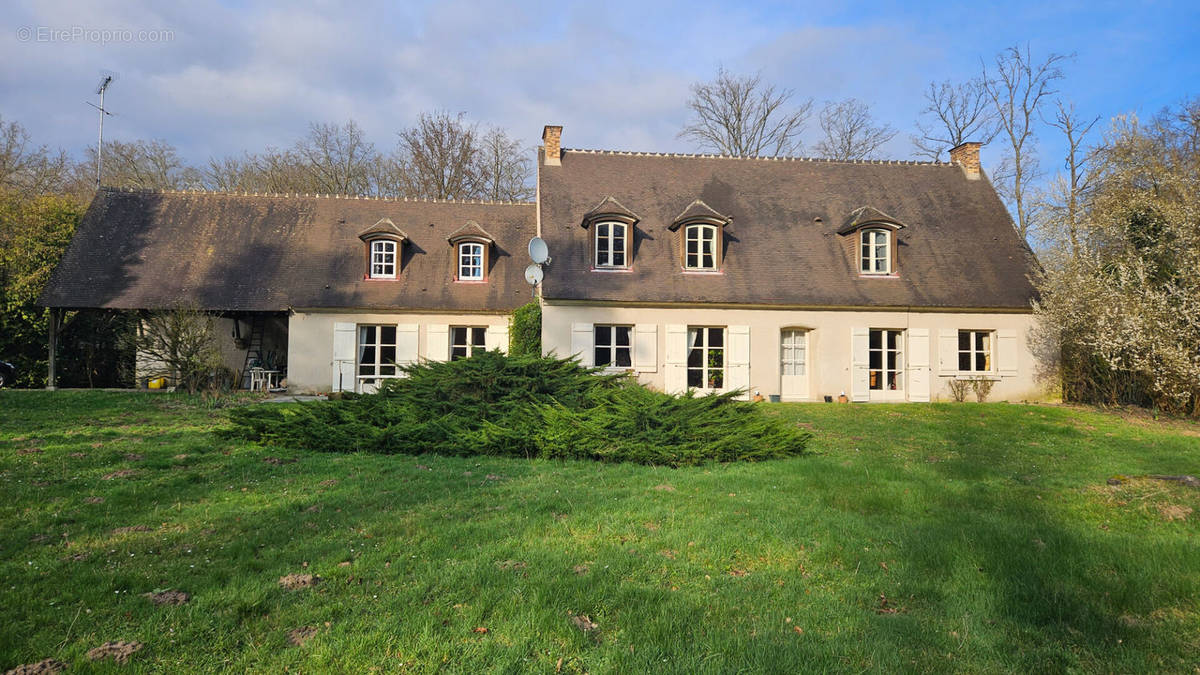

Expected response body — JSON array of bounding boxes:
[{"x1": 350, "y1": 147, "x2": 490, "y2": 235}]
[
  {"x1": 687, "y1": 326, "x2": 725, "y2": 389},
  {"x1": 458, "y1": 242, "x2": 484, "y2": 280},
  {"x1": 869, "y1": 329, "x2": 903, "y2": 391},
  {"x1": 781, "y1": 328, "x2": 807, "y2": 376},
  {"x1": 358, "y1": 325, "x2": 398, "y2": 387},
  {"x1": 685, "y1": 224, "x2": 718, "y2": 270},
  {"x1": 861, "y1": 229, "x2": 891, "y2": 274},
  {"x1": 595, "y1": 222, "x2": 627, "y2": 268},
  {"x1": 370, "y1": 239, "x2": 396, "y2": 278},
  {"x1": 958, "y1": 330, "x2": 993, "y2": 372},
  {"x1": 450, "y1": 326, "x2": 486, "y2": 360},
  {"x1": 594, "y1": 325, "x2": 632, "y2": 368}
]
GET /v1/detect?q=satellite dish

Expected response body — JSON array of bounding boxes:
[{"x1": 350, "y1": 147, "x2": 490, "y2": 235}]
[
  {"x1": 528, "y1": 237, "x2": 550, "y2": 264},
  {"x1": 524, "y1": 263, "x2": 544, "y2": 286}
]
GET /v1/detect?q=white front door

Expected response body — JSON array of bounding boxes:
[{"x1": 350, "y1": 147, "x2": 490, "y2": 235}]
[
  {"x1": 868, "y1": 328, "x2": 905, "y2": 401},
  {"x1": 780, "y1": 328, "x2": 809, "y2": 400}
]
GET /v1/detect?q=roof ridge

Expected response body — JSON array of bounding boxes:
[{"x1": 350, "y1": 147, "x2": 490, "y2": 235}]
[
  {"x1": 561, "y1": 148, "x2": 947, "y2": 166},
  {"x1": 97, "y1": 185, "x2": 536, "y2": 206}
]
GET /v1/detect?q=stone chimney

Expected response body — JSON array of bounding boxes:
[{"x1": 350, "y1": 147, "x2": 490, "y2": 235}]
[
  {"x1": 949, "y1": 142, "x2": 982, "y2": 180},
  {"x1": 542, "y1": 125, "x2": 562, "y2": 166}
]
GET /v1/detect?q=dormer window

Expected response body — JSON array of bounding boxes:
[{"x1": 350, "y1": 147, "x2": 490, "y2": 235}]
[
  {"x1": 447, "y1": 220, "x2": 494, "y2": 283},
  {"x1": 861, "y1": 229, "x2": 891, "y2": 274},
  {"x1": 669, "y1": 199, "x2": 731, "y2": 272},
  {"x1": 458, "y1": 242, "x2": 484, "y2": 280},
  {"x1": 595, "y1": 222, "x2": 627, "y2": 268},
  {"x1": 685, "y1": 224, "x2": 718, "y2": 270},
  {"x1": 581, "y1": 196, "x2": 638, "y2": 270},
  {"x1": 370, "y1": 239, "x2": 397, "y2": 278},
  {"x1": 837, "y1": 206, "x2": 906, "y2": 277},
  {"x1": 357, "y1": 218, "x2": 408, "y2": 280}
]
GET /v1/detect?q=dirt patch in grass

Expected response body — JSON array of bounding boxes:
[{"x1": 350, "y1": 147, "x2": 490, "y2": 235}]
[
  {"x1": 16, "y1": 447, "x2": 42, "y2": 455},
  {"x1": 569, "y1": 612, "x2": 599, "y2": 633},
  {"x1": 111, "y1": 525, "x2": 151, "y2": 535},
  {"x1": 1157, "y1": 503, "x2": 1193, "y2": 521},
  {"x1": 573, "y1": 564, "x2": 589, "y2": 575},
  {"x1": 279, "y1": 574, "x2": 320, "y2": 590},
  {"x1": 102, "y1": 469, "x2": 138, "y2": 480},
  {"x1": 123, "y1": 453, "x2": 144, "y2": 461},
  {"x1": 86, "y1": 641, "x2": 143, "y2": 664},
  {"x1": 653, "y1": 484, "x2": 676, "y2": 492},
  {"x1": 29, "y1": 534, "x2": 54, "y2": 545},
  {"x1": 287, "y1": 626, "x2": 318, "y2": 646},
  {"x1": 496, "y1": 560, "x2": 528, "y2": 571},
  {"x1": 143, "y1": 590, "x2": 190, "y2": 605},
  {"x1": 318, "y1": 479, "x2": 338, "y2": 487},
  {"x1": 84, "y1": 496, "x2": 105, "y2": 504},
  {"x1": 3, "y1": 658, "x2": 68, "y2": 674},
  {"x1": 68, "y1": 452, "x2": 86, "y2": 459},
  {"x1": 263, "y1": 456, "x2": 296, "y2": 466}
]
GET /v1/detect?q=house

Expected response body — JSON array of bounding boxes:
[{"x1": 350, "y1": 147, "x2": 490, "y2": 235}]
[{"x1": 40, "y1": 126, "x2": 1041, "y2": 401}]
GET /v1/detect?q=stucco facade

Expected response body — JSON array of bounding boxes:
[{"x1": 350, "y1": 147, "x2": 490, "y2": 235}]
[
  {"x1": 287, "y1": 310, "x2": 510, "y2": 394},
  {"x1": 542, "y1": 301, "x2": 1042, "y2": 402}
]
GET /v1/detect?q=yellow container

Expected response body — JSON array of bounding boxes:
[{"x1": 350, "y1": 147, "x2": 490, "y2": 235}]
[{"x1": 148, "y1": 377, "x2": 166, "y2": 390}]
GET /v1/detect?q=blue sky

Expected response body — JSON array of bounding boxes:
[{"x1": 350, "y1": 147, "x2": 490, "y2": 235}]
[{"x1": 2, "y1": 0, "x2": 1197, "y2": 174}]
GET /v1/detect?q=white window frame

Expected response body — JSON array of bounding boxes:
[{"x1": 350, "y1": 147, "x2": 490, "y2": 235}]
[
  {"x1": 868, "y1": 328, "x2": 904, "y2": 391},
  {"x1": 684, "y1": 224, "x2": 718, "y2": 270},
  {"x1": 860, "y1": 228, "x2": 891, "y2": 274},
  {"x1": 594, "y1": 221, "x2": 628, "y2": 268},
  {"x1": 781, "y1": 328, "x2": 807, "y2": 376},
  {"x1": 369, "y1": 239, "x2": 397, "y2": 279},
  {"x1": 686, "y1": 326, "x2": 726, "y2": 390},
  {"x1": 357, "y1": 324, "x2": 400, "y2": 388},
  {"x1": 594, "y1": 324, "x2": 632, "y2": 369},
  {"x1": 458, "y1": 242, "x2": 484, "y2": 281},
  {"x1": 450, "y1": 325, "x2": 487, "y2": 360},
  {"x1": 958, "y1": 330, "x2": 994, "y2": 373}
]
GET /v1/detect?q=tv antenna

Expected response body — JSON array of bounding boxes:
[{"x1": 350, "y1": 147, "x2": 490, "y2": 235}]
[{"x1": 86, "y1": 74, "x2": 115, "y2": 189}]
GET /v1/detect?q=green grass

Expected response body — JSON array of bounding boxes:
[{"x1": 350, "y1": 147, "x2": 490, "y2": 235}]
[{"x1": 1, "y1": 392, "x2": 1198, "y2": 673}]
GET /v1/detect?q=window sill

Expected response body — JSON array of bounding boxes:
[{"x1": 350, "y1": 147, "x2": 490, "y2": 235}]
[
  {"x1": 453, "y1": 279, "x2": 488, "y2": 284},
  {"x1": 363, "y1": 276, "x2": 399, "y2": 282},
  {"x1": 681, "y1": 269, "x2": 723, "y2": 275},
  {"x1": 858, "y1": 272, "x2": 899, "y2": 279},
  {"x1": 947, "y1": 373, "x2": 1000, "y2": 381},
  {"x1": 591, "y1": 267, "x2": 633, "y2": 273}
]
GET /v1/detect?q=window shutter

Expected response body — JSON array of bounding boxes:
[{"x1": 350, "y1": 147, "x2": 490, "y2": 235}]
[
  {"x1": 570, "y1": 322, "x2": 593, "y2": 366},
  {"x1": 997, "y1": 329, "x2": 1018, "y2": 376},
  {"x1": 396, "y1": 324, "x2": 419, "y2": 367},
  {"x1": 907, "y1": 328, "x2": 930, "y2": 402},
  {"x1": 486, "y1": 324, "x2": 509, "y2": 354},
  {"x1": 727, "y1": 325, "x2": 751, "y2": 400},
  {"x1": 426, "y1": 324, "x2": 450, "y2": 362},
  {"x1": 664, "y1": 324, "x2": 688, "y2": 394},
  {"x1": 332, "y1": 322, "x2": 357, "y2": 392},
  {"x1": 634, "y1": 324, "x2": 657, "y2": 372},
  {"x1": 850, "y1": 327, "x2": 869, "y2": 402},
  {"x1": 938, "y1": 329, "x2": 959, "y2": 375}
]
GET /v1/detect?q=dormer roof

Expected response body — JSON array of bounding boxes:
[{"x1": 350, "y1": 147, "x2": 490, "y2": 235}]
[
  {"x1": 358, "y1": 217, "x2": 409, "y2": 241},
  {"x1": 837, "y1": 206, "x2": 907, "y2": 234},
  {"x1": 446, "y1": 220, "x2": 495, "y2": 245},
  {"x1": 668, "y1": 199, "x2": 732, "y2": 231},
  {"x1": 580, "y1": 196, "x2": 640, "y2": 228}
]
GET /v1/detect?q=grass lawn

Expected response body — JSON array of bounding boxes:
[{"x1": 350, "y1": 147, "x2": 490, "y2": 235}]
[{"x1": 1, "y1": 392, "x2": 1198, "y2": 673}]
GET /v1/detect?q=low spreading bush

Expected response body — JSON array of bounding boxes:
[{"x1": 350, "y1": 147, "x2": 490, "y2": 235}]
[{"x1": 226, "y1": 351, "x2": 810, "y2": 465}]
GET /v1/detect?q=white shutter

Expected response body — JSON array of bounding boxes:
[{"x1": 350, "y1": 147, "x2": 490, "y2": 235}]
[
  {"x1": 850, "y1": 327, "x2": 869, "y2": 402},
  {"x1": 634, "y1": 324, "x2": 657, "y2": 372},
  {"x1": 570, "y1": 322, "x2": 593, "y2": 366},
  {"x1": 396, "y1": 324, "x2": 419, "y2": 367},
  {"x1": 907, "y1": 328, "x2": 931, "y2": 402},
  {"x1": 938, "y1": 329, "x2": 959, "y2": 375},
  {"x1": 486, "y1": 324, "x2": 509, "y2": 354},
  {"x1": 664, "y1": 324, "x2": 688, "y2": 394},
  {"x1": 997, "y1": 329, "x2": 1018, "y2": 376},
  {"x1": 727, "y1": 325, "x2": 751, "y2": 400},
  {"x1": 426, "y1": 324, "x2": 450, "y2": 362},
  {"x1": 332, "y1": 322, "x2": 357, "y2": 392}
]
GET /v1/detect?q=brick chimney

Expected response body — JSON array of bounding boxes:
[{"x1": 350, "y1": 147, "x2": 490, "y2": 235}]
[
  {"x1": 542, "y1": 125, "x2": 562, "y2": 166},
  {"x1": 949, "y1": 142, "x2": 982, "y2": 180}
]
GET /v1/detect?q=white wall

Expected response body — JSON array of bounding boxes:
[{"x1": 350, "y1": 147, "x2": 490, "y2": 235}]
[
  {"x1": 541, "y1": 303, "x2": 1046, "y2": 402},
  {"x1": 288, "y1": 310, "x2": 511, "y2": 394}
]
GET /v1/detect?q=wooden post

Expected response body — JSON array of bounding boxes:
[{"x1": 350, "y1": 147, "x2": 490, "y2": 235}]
[{"x1": 47, "y1": 308, "x2": 60, "y2": 391}]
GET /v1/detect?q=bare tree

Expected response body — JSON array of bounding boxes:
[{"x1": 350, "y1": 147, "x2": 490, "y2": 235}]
[
  {"x1": 202, "y1": 154, "x2": 267, "y2": 192},
  {"x1": 0, "y1": 115, "x2": 71, "y2": 196},
  {"x1": 1040, "y1": 101, "x2": 1099, "y2": 254},
  {"x1": 679, "y1": 68, "x2": 813, "y2": 156},
  {"x1": 129, "y1": 307, "x2": 227, "y2": 393},
  {"x1": 79, "y1": 139, "x2": 201, "y2": 190},
  {"x1": 478, "y1": 128, "x2": 533, "y2": 201},
  {"x1": 911, "y1": 79, "x2": 998, "y2": 161},
  {"x1": 814, "y1": 98, "x2": 897, "y2": 161},
  {"x1": 291, "y1": 120, "x2": 378, "y2": 195},
  {"x1": 395, "y1": 111, "x2": 484, "y2": 200},
  {"x1": 981, "y1": 44, "x2": 1068, "y2": 239}
]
